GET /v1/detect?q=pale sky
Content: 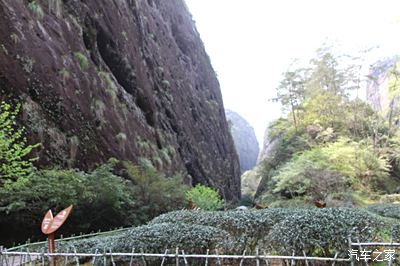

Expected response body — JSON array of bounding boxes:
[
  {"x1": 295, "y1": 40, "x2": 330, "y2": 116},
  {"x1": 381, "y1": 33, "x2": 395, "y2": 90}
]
[{"x1": 184, "y1": 0, "x2": 400, "y2": 145}]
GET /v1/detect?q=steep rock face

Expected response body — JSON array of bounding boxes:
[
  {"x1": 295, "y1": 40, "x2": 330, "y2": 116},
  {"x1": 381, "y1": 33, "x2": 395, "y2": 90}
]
[
  {"x1": 225, "y1": 109, "x2": 259, "y2": 173},
  {"x1": 254, "y1": 125, "x2": 281, "y2": 197},
  {"x1": 0, "y1": 0, "x2": 240, "y2": 201},
  {"x1": 257, "y1": 126, "x2": 280, "y2": 164},
  {"x1": 366, "y1": 57, "x2": 397, "y2": 113}
]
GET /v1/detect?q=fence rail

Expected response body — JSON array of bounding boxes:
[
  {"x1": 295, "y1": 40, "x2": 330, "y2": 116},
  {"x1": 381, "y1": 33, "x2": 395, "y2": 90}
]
[
  {"x1": 7, "y1": 227, "x2": 131, "y2": 252},
  {"x1": 0, "y1": 248, "x2": 351, "y2": 266},
  {"x1": 2, "y1": 242, "x2": 400, "y2": 265}
]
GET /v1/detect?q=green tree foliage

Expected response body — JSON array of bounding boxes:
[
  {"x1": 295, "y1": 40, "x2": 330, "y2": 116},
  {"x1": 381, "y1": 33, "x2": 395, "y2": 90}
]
[
  {"x1": 0, "y1": 161, "x2": 134, "y2": 245},
  {"x1": 258, "y1": 47, "x2": 400, "y2": 204},
  {"x1": 0, "y1": 102, "x2": 38, "y2": 189},
  {"x1": 186, "y1": 184, "x2": 224, "y2": 210},
  {"x1": 307, "y1": 49, "x2": 345, "y2": 95},
  {"x1": 273, "y1": 69, "x2": 306, "y2": 130},
  {"x1": 123, "y1": 161, "x2": 188, "y2": 222},
  {"x1": 272, "y1": 138, "x2": 390, "y2": 198},
  {"x1": 0, "y1": 160, "x2": 188, "y2": 246}
]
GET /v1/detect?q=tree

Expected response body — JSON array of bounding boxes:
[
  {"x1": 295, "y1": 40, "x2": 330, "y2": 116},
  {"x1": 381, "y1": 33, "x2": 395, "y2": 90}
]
[
  {"x1": 0, "y1": 102, "x2": 38, "y2": 189},
  {"x1": 123, "y1": 161, "x2": 188, "y2": 222},
  {"x1": 273, "y1": 69, "x2": 306, "y2": 130},
  {"x1": 186, "y1": 184, "x2": 224, "y2": 210},
  {"x1": 307, "y1": 47, "x2": 350, "y2": 97}
]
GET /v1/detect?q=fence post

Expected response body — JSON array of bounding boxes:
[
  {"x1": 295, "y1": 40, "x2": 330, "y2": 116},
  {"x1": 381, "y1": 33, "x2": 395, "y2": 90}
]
[
  {"x1": 40, "y1": 248, "x2": 45, "y2": 266},
  {"x1": 27, "y1": 247, "x2": 32, "y2": 266},
  {"x1": 239, "y1": 249, "x2": 246, "y2": 266},
  {"x1": 215, "y1": 249, "x2": 221, "y2": 265},
  {"x1": 129, "y1": 248, "x2": 135, "y2": 266},
  {"x1": 357, "y1": 237, "x2": 368, "y2": 266},
  {"x1": 160, "y1": 249, "x2": 168, "y2": 266},
  {"x1": 263, "y1": 250, "x2": 269, "y2": 266},
  {"x1": 175, "y1": 247, "x2": 179, "y2": 266},
  {"x1": 332, "y1": 251, "x2": 338, "y2": 266},
  {"x1": 182, "y1": 250, "x2": 188, "y2": 265},
  {"x1": 348, "y1": 235, "x2": 355, "y2": 266},
  {"x1": 302, "y1": 250, "x2": 309, "y2": 266},
  {"x1": 256, "y1": 247, "x2": 260, "y2": 266},
  {"x1": 73, "y1": 246, "x2": 80, "y2": 266},
  {"x1": 103, "y1": 248, "x2": 107, "y2": 266},
  {"x1": 291, "y1": 250, "x2": 295, "y2": 266},
  {"x1": 4, "y1": 248, "x2": 9, "y2": 266},
  {"x1": 140, "y1": 248, "x2": 147, "y2": 266},
  {"x1": 109, "y1": 248, "x2": 116, "y2": 266},
  {"x1": 91, "y1": 248, "x2": 98, "y2": 265}
]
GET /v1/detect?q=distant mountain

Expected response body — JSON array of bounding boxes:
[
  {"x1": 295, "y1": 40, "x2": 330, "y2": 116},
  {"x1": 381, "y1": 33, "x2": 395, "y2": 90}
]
[{"x1": 226, "y1": 110, "x2": 259, "y2": 173}]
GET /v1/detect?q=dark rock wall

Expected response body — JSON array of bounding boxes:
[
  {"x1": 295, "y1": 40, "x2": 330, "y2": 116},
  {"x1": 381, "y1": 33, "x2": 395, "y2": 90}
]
[
  {"x1": 0, "y1": 0, "x2": 240, "y2": 201},
  {"x1": 225, "y1": 109, "x2": 259, "y2": 173}
]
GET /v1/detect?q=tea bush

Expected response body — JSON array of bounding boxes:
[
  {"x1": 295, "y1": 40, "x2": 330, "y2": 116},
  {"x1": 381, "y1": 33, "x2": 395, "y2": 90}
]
[
  {"x1": 367, "y1": 203, "x2": 400, "y2": 220},
  {"x1": 267, "y1": 208, "x2": 385, "y2": 256},
  {"x1": 151, "y1": 208, "x2": 387, "y2": 255},
  {"x1": 36, "y1": 207, "x2": 390, "y2": 261},
  {"x1": 61, "y1": 222, "x2": 232, "y2": 254},
  {"x1": 151, "y1": 208, "x2": 302, "y2": 252}
]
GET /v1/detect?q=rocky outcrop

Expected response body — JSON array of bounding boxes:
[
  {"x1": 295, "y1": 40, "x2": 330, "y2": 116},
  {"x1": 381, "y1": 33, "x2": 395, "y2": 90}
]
[
  {"x1": 257, "y1": 126, "x2": 280, "y2": 164},
  {"x1": 254, "y1": 124, "x2": 283, "y2": 198},
  {"x1": 0, "y1": 0, "x2": 240, "y2": 201},
  {"x1": 225, "y1": 109, "x2": 259, "y2": 173},
  {"x1": 366, "y1": 57, "x2": 400, "y2": 131},
  {"x1": 366, "y1": 57, "x2": 398, "y2": 112}
]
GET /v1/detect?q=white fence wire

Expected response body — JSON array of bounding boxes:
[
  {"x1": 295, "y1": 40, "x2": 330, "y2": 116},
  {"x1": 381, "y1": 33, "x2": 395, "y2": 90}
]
[
  {"x1": 2, "y1": 242, "x2": 400, "y2": 265},
  {"x1": 0, "y1": 249, "x2": 350, "y2": 266}
]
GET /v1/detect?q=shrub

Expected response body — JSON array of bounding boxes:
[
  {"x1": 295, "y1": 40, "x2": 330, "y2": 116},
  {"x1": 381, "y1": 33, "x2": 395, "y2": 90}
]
[
  {"x1": 122, "y1": 161, "x2": 188, "y2": 223},
  {"x1": 0, "y1": 102, "x2": 39, "y2": 189},
  {"x1": 267, "y1": 208, "x2": 385, "y2": 256},
  {"x1": 0, "y1": 160, "x2": 188, "y2": 246},
  {"x1": 185, "y1": 184, "x2": 224, "y2": 211},
  {"x1": 74, "y1": 52, "x2": 89, "y2": 71},
  {"x1": 367, "y1": 203, "x2": 400, "y2": 220},
  {"x1": 61, "y1": 208, "x2": 387, "y2": 258},
  {"x1": 115, "y1": 223, "x2": 231, "y2": 253},
  {"x1": 272, "y1": 138, "x2": 390, "y2": 197},
  {"x1": 59, "y1": 223, "x2": 232, "y2": 265},
  {"x1": 0, "y1": 161, "x2": 134, "y2": 246},
  {"x1": 151, "y1": 208, "x2": 302, "y2": 252},
  {"x1": 28, "y1": 1, "x2": 44, "y2": 19}
]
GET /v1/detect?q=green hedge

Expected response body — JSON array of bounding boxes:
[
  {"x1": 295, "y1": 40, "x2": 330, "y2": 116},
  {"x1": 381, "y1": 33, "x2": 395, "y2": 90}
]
[
  {"x1": 151, "y1": 209, "x2": 301, "y2": 251},
  {"x1": 268, "y1": 208, "x2": 384, "y2": 256},
  {"x1": 46, "y1": 208, "x2": 389, "y2": 260},
  {"x1": 150, "y1": 208, "x2": 386, "y2": 255},
  {"x1": 367, "y1": 203, "x2": 400, "y2": 220},
  {"x1": 60, "y1": 222, "x2": 232, "y2": 255}
]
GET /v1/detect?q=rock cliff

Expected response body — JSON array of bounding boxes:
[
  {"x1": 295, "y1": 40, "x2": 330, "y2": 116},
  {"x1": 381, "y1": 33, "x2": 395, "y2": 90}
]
[
  {"x1": 225, "y1": 109, "x2": 259, "y2": 173},
  {"x1": 366, "y1": 57, "x2": 398, "y2": 113},
  {"x1": 0, "y1": 0, "x2": 240, "y2": 201}
]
